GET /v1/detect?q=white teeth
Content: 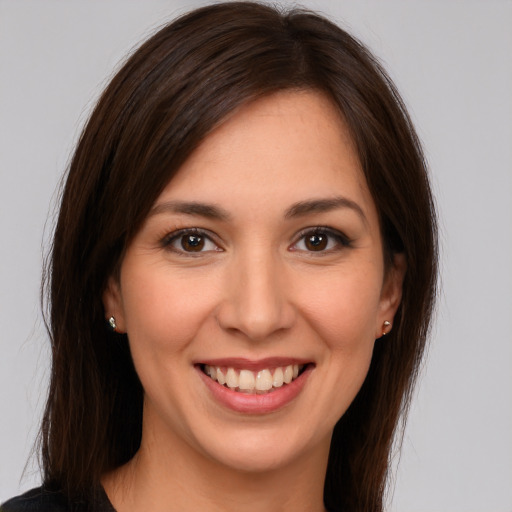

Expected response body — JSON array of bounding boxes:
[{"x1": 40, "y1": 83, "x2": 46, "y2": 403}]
[
  {"x1": 283, "y1": 365, "x2": 293, "y2": 384},
  {"x1": 272, "y1": 367, "x2": 284, "y2": 388},
  {"x1": 239, "y1": 370, "x2": 255, "y2": 390},
  {"x1": 255, "y1": 369, "x2": 273, "y2": 391},
  {"x1": 203, "y1": 363, "x2": 305, "y2": 394},
  {"x1": 216, "y1": 367, "x2": 226, "y2": 385},
  {"x1": 226, "y1": 368, "x2": 238, "y2": 389}
]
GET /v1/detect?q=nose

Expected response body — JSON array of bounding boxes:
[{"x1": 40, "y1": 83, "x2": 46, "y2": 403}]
[{"x1": 215, "y1": 249, "x2": 296, "y2": 342}]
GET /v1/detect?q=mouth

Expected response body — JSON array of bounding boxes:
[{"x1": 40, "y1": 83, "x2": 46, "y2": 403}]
[
  {"x1": 200, "y1": 363, "x2": 308, "y2": 395},
  {"x1": 195, "y1": 358, "x2": 314, "y2": 414}
]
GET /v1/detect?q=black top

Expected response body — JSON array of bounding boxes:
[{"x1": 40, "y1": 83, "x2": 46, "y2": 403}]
[{"x1": 1, "y1": 487, "x2": 115, "y2": 512}]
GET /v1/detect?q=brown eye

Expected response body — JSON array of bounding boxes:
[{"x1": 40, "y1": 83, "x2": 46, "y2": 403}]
[
  {"x1": 305, "y1": 233, "x2": 328, "y2": 251},
  {"x1": 163, "y1": 229, "x2": 220, "y2": 255},
  {"x1": 181, "y1": 234, "x2": 205, "y2": 252},
  {"x1": 290, "y1": 228, "x2": 350, "y2": 254}
]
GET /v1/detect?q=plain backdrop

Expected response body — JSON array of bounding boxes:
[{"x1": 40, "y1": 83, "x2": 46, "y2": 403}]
[{"x1": 1, "y1": 1, "x2": 511, "y2": 511}]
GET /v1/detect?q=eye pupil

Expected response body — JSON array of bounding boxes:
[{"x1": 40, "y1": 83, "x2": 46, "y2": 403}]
[
  {"x1": 181, "y1": 234, "x2": 204, "y2": 251},
  {"x1": 305, "y1": 233, "x2": 328, "y2": 251}
]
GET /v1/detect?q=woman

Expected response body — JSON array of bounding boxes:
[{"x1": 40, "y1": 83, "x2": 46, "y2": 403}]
[{"x1": 2, "y1": 2, "x2": 437, "y2": 511}]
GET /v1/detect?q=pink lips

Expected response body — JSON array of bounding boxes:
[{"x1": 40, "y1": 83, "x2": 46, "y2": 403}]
[{"x1": 196, "y1": 358, "x2": 313, "y2": 414}]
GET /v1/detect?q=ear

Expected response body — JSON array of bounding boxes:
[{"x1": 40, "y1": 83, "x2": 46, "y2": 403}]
[
  {"x1": 375, "y1": 253, "x2": 406, "y2": 338},
  {"x1": 102, "y1": 276, "x2": 126, "y2": 333}
]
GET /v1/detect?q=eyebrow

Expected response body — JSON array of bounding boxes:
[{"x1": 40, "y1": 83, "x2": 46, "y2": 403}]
[
  {"x1": 149, "y1": 196, "x2": 367, "y2": 223},
  {"x1": 284, "y1": 196, "x2": 367, "y2": 224},
  {"x1": 149, "y1": 200, "x2": 232, "y2": 221}
]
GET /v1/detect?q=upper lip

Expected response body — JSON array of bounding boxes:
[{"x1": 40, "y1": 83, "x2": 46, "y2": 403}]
[{"x1": 196, "y1": 357, "x2": 313, "y2": 371}]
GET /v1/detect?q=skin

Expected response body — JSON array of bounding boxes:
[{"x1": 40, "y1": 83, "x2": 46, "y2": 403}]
[{"x1": 103, "y1": 90, "x2": 405, "y2": 512}]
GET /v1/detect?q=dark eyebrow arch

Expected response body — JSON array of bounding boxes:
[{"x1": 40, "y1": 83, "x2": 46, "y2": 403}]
[
  {"x1": 148, "y1": 201, "x2": 232, "y2": 221},
  {"x1": 284, "y1": 196, "x2": 367, "y2": 224}
]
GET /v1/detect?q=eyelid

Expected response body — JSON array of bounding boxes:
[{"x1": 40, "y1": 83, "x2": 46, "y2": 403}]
[
  {"x1": 159, "y1": 225, "x2": 350, "y2": 255},
  {"x1": 161, "y1": 227, "x2": 223, "y2": 254},
  {"x1": 289, "y1": 226, "x2": 352, "y2": 252}
]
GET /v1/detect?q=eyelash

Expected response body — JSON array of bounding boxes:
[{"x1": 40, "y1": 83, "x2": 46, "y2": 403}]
[
  {"x1": 160, "y1": 226, "x2": 351, "y2": 256},
  {"x1": 161, "y1": 228, "x2": 222, "y2": 255},
  {"x1": 290, "y1": 227, "x2": 352, "y2": 254}
]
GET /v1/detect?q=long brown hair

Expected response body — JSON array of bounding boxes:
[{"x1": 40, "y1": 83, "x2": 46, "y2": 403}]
[{"x1": 41, "y1": 3, "x2": 438, "y2": 510}]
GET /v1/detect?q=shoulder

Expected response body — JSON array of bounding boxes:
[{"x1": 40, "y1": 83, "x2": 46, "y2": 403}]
[
  {"x1": 1, "y1": 486, "x2": 114, "y2": 512},
  {"x1": 1, "y1": 487, "x2": 68, "y2": 512}
]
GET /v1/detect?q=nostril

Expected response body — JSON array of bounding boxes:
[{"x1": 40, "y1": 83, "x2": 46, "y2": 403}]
[{"x1": 216, "y1": 304, "x2": 297, "y2": 342}]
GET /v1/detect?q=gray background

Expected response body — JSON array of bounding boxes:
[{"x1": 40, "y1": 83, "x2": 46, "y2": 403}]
[{"x1": 1, "y1": 1, "x2": 511, "y2": 510}]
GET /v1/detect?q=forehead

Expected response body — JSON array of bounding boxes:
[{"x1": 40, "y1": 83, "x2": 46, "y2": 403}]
[{"x1": 156, "y1": 90, "x2": 377, "y2": 223}]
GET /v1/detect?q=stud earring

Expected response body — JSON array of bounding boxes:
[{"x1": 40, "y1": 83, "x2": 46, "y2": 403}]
[
  {"x1": 382, "y1": 320, "x2": 391, "y2": 336},
  {"x1": 108, "y1": 316, "x2": 117, "y2": 332}
]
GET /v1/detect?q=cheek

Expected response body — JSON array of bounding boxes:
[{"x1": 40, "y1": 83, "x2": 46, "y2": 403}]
[
  {"x1": 120, "y1": 265, "x2": 220, "y2": 357},
  {"x1": 119, "y1": 267, "x2": 216, "y2": 415},
  {"x1": 299, "y1": 267, "x2": 383, "y2": 347},
  {"x1": 296, "y1": 266, "x2": 382, "y2": 413}
]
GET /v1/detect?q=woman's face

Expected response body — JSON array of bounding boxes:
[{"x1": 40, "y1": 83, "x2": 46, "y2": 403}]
[{"x1": 104, "y1": 91, "x2": 404, "y2": 474}]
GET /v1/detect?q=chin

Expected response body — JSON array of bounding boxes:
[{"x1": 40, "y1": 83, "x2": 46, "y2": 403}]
[
  {"x1": 208, "y1": 443, "x2": 300, "y2": 474},
  {"x1": 192, "y1": 421, "x2": 326, "y2": 475}
]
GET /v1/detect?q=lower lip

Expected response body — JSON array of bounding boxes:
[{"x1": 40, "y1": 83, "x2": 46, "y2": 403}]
[{"x1": 197, "y1": 365, "x2": 313, "y2": 414}]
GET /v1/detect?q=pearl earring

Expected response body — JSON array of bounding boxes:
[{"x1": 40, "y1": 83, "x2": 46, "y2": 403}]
[
  {"x1": 382, "y1": 320, "x2": 391, "y2": 336},
  {"x1": 108, "y1": 316, "x2": 117, "y2": 332}
]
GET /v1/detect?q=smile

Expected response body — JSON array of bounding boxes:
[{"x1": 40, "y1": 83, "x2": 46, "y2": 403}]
[
  {"x1": 196, "y1": 358, "x2": 314, "y2": 414},
  {"x1": 202, "y1": 364, "x2": 304, "y2": 394}
]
